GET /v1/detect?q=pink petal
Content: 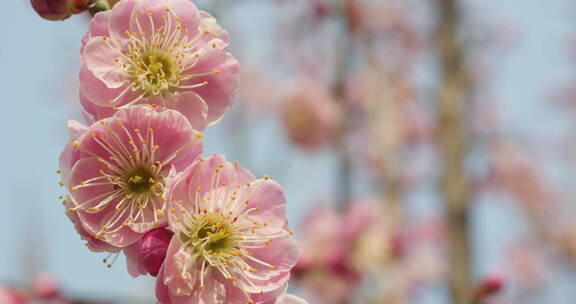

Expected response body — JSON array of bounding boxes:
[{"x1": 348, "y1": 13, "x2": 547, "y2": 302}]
[
  {"x1": 80, "y1": 90, "x2": 116, "y2": 121},
  {"x1": 84, "y1": 36, "x2": 127, "y2": 88},
  {"x1": 129, "y1": 0, "x2": 201, "y2": 42},
  {"x1": 162, "y1": 237, "x2": 196, "y2": 296},
  {"x1": 244, "y1": 180, "x2": 287, "y2": 229},
  {"x1": 67, "y1": 120, "x2": 87, "y2": 139},
  {"x1": 108, "y1": 0, "x2": 138, "y2": 44},
  {"x1": 198, "y1": 11, "x2": 230, "y2": 45},
  {"x1": 81, "y1": 11, "x2": 111, "y2": 61},
  {"x1": 168, "y1": 0, "x2": 203, "y2": 39},
  {"x1": 124, "y1": 242, "x2": 148, "y2": 277},
  {"x1": 80, "y1": 64, "x2": 133, "y2": 107},
  {"x1": 64, "y1": 199, "x2": 119, "y2": 253},
  {"x1": 156, "y1": 266, "x2": 173, "y2": 304},
  {"x1": 166, "y1": 91, "x2": 208, "y2": 131},
  {"x1": 232, "y1": 233, "x2": 297, "y2": 293},
  {"x1": 278, "y1": 294, "x2": 308, "y2": 304},
  {"x1": 68, "y1": 158, "x2": 116, "y2": 211},
  {"x1": 182, "y1": 47, "x2": 239, "y2": 125}
]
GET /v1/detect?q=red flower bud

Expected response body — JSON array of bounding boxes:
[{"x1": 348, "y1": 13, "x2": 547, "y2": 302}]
[
  {"x1": 473, "y1": 273, "x2": 504, "y2": 301},
  {"x1": 139, "y1": 228, "x2": 174, "y2": 277},
  {"x1": 30, "y1": 0, "x2": 87, "y2": 21}
]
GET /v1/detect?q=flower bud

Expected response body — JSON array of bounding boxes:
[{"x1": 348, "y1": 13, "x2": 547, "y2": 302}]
[
  {"x1": 473, "y1": 274, "x2": 504, "y2": 301},
  {"x1": 30, "y1": 0, "x2": 87, "y2": 21},
  {"x1": 139, "y1": 228, "x2": 174, "y2": 277}
]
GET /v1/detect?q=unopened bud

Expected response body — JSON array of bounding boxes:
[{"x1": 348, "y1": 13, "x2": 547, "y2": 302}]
[
  {"x1": 139, "y1": 228, "x2": 174, "y2": 277},
  {"x1": 473, "y1": 274, "x2": 504, "y2": 302},
  {"x1": 30, "y1": 0, "x2": 87, "y2": 21}
]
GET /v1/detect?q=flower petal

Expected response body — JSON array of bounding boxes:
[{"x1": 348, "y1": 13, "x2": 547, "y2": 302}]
[
  {"x1": 182, "y1": 46, "x2": 239, "y2": 125},
  {"x1": 84, "y1": 37, "x2": 127, "y2": 88}
]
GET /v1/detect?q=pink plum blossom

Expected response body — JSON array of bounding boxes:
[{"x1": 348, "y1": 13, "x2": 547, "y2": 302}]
[
  {"x1": 156, "y1": 154, "x2": 300, "y2": 303},
  {"x1": 281, "y1": 79, "x2": 341, "y2": 150},
  {"x1": 293, "y1": 205, "x2": 358, "y2": 303},
  {"x1": 342, "y1": 201, "x2": 392, "y2": 273},
  {"x1": 60, "y1": 105, "x2": 203, "y2": 249},
  {"x1": 80, "y1": 0, "x2": 239, "y2": 130}
]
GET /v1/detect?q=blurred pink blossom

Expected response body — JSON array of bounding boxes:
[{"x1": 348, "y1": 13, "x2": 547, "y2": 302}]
[
  {"x1": 294, "y1": 201, "x2": 393, "y2": 302},
  {"x1": 33, "y1": 273, "x2": 61, "y2": 300},
  {"x1": 0, "y1": 286, "x2": 27, "y2": 304},
  {"x1": 280, "y1": 79, "x2": 341, "y2": 150}
]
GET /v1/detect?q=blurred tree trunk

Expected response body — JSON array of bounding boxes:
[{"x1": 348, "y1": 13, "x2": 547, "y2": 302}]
[
  {"x1": 334, "y1": 7, "x2": 356, "y2": 212},
  {"x1": 436, "y1": 1, "x2": 473, "y2": 303}
]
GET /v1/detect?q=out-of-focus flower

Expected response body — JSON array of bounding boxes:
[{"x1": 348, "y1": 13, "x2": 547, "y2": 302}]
[
  {"x1": 281, "y1": 79, "x2": 341, "y2": 150},
  {"x1": 30, "y1": 0, "x2": 87, "y2": 21},
  {"x1": 60, "y1": 105, "x2": 203, "y2": 249},
  {"x1": 80, "y1": 0, "x2": 239, "y2": 130},
  {"x1": 395, "y1": 218, "x2": 446, "y2": 288},
  {"x1": 507, "y1": 241, "x2": 546, "y2": 288},
  {"x1": 0, "y1": 286, "x2": 26, "y2": 304},
  {"x1": 33, "y1": 273, "x2": 61, "y2": 300},
  {"x1": 343, "y1": 202, "x2": 392, "y2": 273},
  {"x1": 125, "y1": 228, "x2": 174, "y2": 277},
  {"x1": 294, "y1": 201, "x2": 391, "y2": 303},
  {"x1": 489, "y1": 141, "x2": 554, "y2": 210},
  {"x1": 156, "y1": 155, "x2": 299, "y2": 303}
]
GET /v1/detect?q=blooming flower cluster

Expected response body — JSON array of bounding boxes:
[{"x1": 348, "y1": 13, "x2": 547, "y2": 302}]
[{"x1": 41, "y1": 0, "x2": 306, "y2": 302}]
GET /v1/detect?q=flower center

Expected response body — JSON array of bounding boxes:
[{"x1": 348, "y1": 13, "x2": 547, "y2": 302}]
[
  {"x1": 129, "y1": 50, "x2": 179, "y2": 97},
  {"x1": 182, "y1": 213, "x2": 238, "y2": 255},
  {"x1": 124, "y1": 166, "x2": 158, "y2": 194}
]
